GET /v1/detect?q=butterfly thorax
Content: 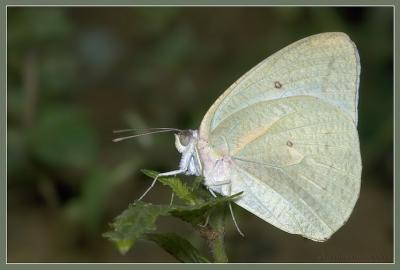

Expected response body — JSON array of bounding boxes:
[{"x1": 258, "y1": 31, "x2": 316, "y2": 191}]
[
  {"x1": 174, "y1": 129, "x2": 232, "y2": 195},
  {"x1": 174, "y1": 129, "x2": 202, "y2": 176}
]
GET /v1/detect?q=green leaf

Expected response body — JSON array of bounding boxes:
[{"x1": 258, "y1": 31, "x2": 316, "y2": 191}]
[
  {"x1": 103, "y1": 201, "x2": 170, "y2": 254},
  {"x1": 190, "y1": 176, "x2": 216, "y2": 201},
  {"x1": 191, "y1": 176, "x2": 204, "y2": 191},
  {"x1": 104, "y1": 170, "x2": 243, "y2": 257},
  {"x1": 141, "y1": 169, "x2": 202, "y2": 205},
  {"x1": 103, "y1": 188, "x2": 242, "y2": 254},
  {"x1": 169, "y1": 193, "x2": 243, "y2": 226},
  {"x1": 145, "y1": 233, "x2": 210, "y2": 263}
]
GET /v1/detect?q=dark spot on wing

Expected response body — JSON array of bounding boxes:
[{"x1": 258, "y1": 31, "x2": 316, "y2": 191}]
[
  {"x1": 287, "y1": 140, "x2": 293, "y2": 147},
  {"x1": 274, "y1": 81, "x2": 282, "y2": 89}
]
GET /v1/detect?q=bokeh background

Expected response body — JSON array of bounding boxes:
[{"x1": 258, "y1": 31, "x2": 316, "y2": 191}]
[{"x1": 7, "y1": 7, "x2": 393, "y2": 263}]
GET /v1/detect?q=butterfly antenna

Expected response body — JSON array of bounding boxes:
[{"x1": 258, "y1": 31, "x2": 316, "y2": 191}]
[
  {"x1": 113, "y1": 127, "x2": 182, "y2": 133},
  {"x1": 112, "y1": 129, "x2": 180, "y2": 142}
]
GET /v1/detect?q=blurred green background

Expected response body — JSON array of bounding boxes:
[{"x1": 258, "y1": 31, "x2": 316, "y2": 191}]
[{"x1": 7, "y1": 7, "x2": 393, "y2": 263}]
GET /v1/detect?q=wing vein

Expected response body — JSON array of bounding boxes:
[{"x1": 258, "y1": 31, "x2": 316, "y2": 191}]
[
  {"x1": 232, "y1": 165, "x2": 305, "y2": 235},
  {"x1": 233, "y1": 158, "x2": 336, "y2": 233}
]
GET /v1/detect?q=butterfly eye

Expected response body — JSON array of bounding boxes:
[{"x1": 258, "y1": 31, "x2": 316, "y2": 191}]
[
  {"x1": 179, "y1": 134, "x2": 190, "y2": 146},
  {"x1": 177, "y1": 130, "x2": 193, "y2": 146}
]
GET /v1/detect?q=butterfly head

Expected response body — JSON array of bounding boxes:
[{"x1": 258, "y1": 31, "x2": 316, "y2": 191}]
[{"x1": 174, "y1": 129, "x2": 198, "y2": 153}]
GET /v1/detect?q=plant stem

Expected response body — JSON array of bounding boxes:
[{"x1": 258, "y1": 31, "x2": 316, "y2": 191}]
[{"x1": 209, "y1": 205, "x2": 228, "y2": 263}]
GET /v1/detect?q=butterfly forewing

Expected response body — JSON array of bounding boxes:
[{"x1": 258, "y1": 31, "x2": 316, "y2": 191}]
[
  {"x1": 198, "y1": 32, "x2": 361, "y2": 241},
  {"x1": 206, "y1": 32, "x2": 360, "y2": 133}
]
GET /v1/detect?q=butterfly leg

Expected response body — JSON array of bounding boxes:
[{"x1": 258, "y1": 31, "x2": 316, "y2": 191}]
[
  {"x1": 207, "y1": 180, "x2": 244, "y2": 237},
  {"x1": 208, "y1": 179, "x2": 231, "y2": 187},
  {"x1": 228, "y1": 202, "x2": 244, "y2": 237},
  {"x1": 199, "y1": 213, "x2": 210, "y2": 227},
  {"x1": 225, "y1": 182, "x2": 245, "y2": 237},
  {"x1": 197, "y1": 188, "x2": 215, "y2": 228},
  {"x1": 208, "y1": 188, "x2": 218, "y2": 197},
  {"x1": 138, "y1": 169, "x2": 186, "y2": 201}
]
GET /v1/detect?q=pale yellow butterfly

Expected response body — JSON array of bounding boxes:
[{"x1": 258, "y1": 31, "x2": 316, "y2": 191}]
[{"x1": 128, "y1": 32, "x2": 361, "y2": 242}]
